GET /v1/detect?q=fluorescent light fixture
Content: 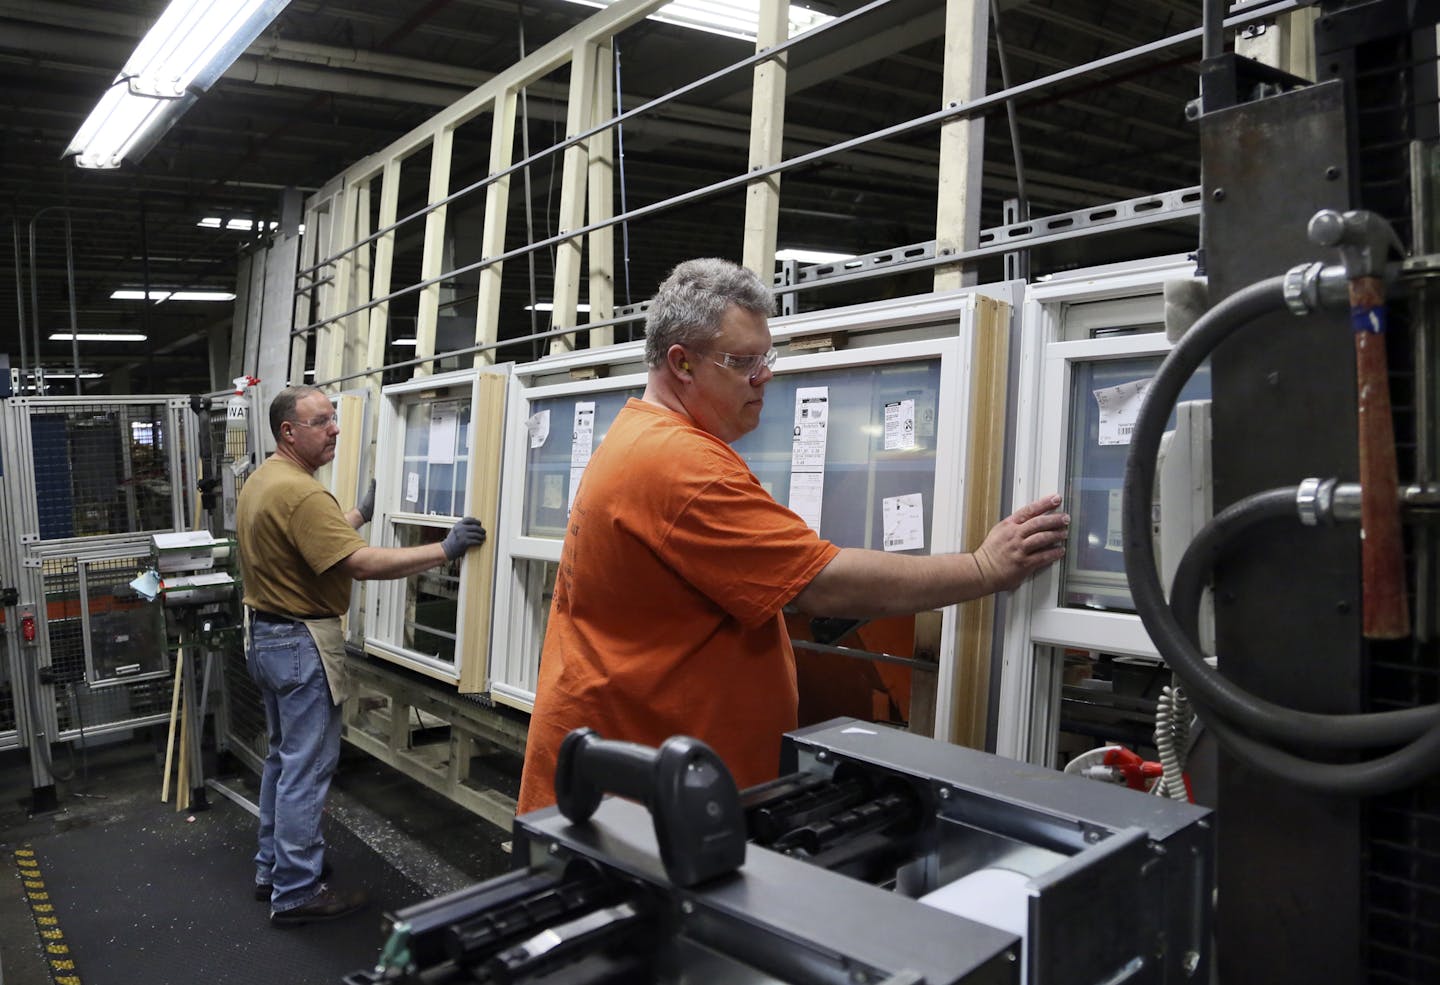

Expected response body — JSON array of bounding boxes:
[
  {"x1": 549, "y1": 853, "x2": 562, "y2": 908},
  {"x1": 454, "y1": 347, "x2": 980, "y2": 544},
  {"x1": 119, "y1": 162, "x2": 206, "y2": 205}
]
[
  {"x1": 199, "y1": 217, "x2": 275, "y2": 231},
  {"x1": 64, "y1": 0, "x2": 292, "y2": 169},
  {"x1": 391, "y1": 338, "x2": 418, "y2": 347},
  {"x1": 46, "y1": 372, "x2": 104, "y2": 380},
  {"x1": 110, "y1": 289, "x2": 235, "y2": 302},
  {"x1": 560, "y1": 0, "x2": 832, "y2": 41},
  {"x1": 49, "y1": 332, "x2": 148, "y2": 342},
  {"x1": 171, "y1": 290, "x2": 235, "y2": 301},
  {"x1": 525, "y1": 302, "x2": 592, "y2": 313},
  {"x1": 776, "y1": 248, "x2": 856, "y2": 264},
  {"x1": 198, "y1": 216, "x2": 304, "y2": 234}
]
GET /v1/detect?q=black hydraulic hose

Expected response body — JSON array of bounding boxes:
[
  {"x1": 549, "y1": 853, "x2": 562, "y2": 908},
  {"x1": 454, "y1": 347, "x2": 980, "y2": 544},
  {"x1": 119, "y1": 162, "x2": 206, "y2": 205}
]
[
  {"x1": 1122, "y1": 273, "x2": 1440, "y2": 755},
  {"x1": 1169, "y1": 511, "x2": 1440, "y2": 794},
  {"x1": 1168, "y1": 488, "x2": 1440, "y2": 748},
  {"x1": 1201, "y1": 701, "x2": 1440, "y2": 798}
]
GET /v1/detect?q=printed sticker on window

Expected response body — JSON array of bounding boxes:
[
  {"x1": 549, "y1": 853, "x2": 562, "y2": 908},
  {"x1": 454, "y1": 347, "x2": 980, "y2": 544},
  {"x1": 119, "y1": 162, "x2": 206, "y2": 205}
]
[
  {"x1": 884, "y1": 399, "x2": 916, "y2": 450},
  {"x1": 527, "y1": 409, "x2": 551, "y2": 449},
  {"x1": 1094, "y1": 378, "x2": 1151, "y2": 446},
  {"x1": 882, "y1": 493, "x2": 924, "y2": 552}
]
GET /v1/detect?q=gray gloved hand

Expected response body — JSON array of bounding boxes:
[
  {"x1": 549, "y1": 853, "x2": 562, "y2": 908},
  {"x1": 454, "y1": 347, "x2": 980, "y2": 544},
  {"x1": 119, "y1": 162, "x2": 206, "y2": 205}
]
[
  {"x1": 357, "y1": 478, "x2": 376, "y2": 524},
  {"x1": 441, "y1": 517, "x2": 487, "y2": 560}
]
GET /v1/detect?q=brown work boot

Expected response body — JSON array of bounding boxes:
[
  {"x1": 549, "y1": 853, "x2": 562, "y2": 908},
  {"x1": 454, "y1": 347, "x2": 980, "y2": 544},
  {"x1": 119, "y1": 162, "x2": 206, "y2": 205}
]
[
  {"x1": 254, "y1": 860, "x2": 333, "y2": 901},
  {"x1": 269, "y1": 884, "x2": 367, "y2": 927}
]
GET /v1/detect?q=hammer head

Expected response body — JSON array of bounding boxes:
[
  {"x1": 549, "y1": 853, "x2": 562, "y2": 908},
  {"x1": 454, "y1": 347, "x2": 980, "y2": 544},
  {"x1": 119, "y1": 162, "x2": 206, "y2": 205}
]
[{"x1": 1306, "y1": 209, "x2": 1405, "y2": 278}]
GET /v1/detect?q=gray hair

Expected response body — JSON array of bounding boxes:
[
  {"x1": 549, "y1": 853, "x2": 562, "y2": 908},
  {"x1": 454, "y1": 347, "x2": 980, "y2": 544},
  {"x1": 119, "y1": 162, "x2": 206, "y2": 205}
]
[
  {"x1": 268, "y1": 385, "x2": 325, "y2": 440},
  {"x1": 643, "y1": 258, "x2": 775, "y2": 367}
]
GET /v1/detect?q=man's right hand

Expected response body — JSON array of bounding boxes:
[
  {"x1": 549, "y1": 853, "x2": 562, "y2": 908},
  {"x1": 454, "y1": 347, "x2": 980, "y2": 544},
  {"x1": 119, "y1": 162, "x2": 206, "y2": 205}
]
[{"x1": 442, "y1": 517, "x2": 487, "y2": 560}]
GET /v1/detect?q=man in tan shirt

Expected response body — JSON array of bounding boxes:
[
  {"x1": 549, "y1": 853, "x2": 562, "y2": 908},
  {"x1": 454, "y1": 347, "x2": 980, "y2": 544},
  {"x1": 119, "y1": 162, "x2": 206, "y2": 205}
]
[{"x1": 237, "y1": 385, "x2": 485, "y2": 926}]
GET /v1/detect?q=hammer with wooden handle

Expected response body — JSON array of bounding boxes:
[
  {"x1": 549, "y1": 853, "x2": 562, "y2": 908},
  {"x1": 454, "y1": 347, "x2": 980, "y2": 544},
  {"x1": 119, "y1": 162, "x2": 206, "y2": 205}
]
[{"x1": 1308, "y1": 208, "x2": 1410, "y2": 639}]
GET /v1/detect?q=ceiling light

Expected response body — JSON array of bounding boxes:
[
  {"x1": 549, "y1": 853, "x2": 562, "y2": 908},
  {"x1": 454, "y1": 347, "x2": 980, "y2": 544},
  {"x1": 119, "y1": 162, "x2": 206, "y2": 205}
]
[
  {"x1": 49, "y1": 332, "x2": 148, "y2": 342},
  {"x1": 560, "y1": 1, "x2": 832, "y2": 41},
  {"x1": 198, "y1": 216, "x2": 304, "y2": 235},
  {"x1": 524, "y1": 303, "x2": 592, "y2": 312},
  {"x1": 199, "y1": 216, "x2": 284, "y2": 232},
  {"x1": 171, "y1": 290, "x2": 235, "y2": 301},
  {"x1": 392, "y1": 338, "x2": 418, "y2": 347},
  {"x1": 64, "y1": 0, "x2": 292, "y2": 169},
  {"x1": 110, "y1": 289, "x2": 235, "y2": 302},
  {"x1": 776, "y1": 248, "x2": 856, "y2": 265},
  {"x1": 45, "y1": 371, "x2": 105, "y2": 380}
]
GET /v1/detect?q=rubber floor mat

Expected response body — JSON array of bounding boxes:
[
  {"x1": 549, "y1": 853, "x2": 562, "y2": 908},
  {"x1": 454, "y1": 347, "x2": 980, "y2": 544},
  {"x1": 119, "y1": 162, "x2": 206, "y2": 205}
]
[{"x1": 17, "y1": 794, "x2": 430, "y2": 985}]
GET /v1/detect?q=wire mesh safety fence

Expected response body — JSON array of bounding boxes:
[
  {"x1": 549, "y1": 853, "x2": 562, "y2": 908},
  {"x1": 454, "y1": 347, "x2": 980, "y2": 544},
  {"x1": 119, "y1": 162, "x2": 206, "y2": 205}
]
[
  {"x1": 40, "y1": 553, "x2": 172, "y2": 739},
  {"x1": 28, "y1": 401, "x2": 184, "y2": 540}
]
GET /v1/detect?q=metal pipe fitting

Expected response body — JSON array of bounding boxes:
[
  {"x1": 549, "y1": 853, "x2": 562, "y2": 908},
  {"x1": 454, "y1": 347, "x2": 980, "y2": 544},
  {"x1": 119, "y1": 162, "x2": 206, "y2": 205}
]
[
  {"x1": 1283, "y1": 261, "x2": 1351, "y2": 315},
  {"x1": 1296, "y1": 478, "x2": 1440, "y2": 524}
]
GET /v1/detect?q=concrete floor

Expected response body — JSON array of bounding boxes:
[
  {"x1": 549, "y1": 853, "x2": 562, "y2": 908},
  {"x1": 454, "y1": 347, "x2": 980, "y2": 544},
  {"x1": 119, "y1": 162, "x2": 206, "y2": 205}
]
[{"x1": 0, "y1": 728, "x2": 521, "y2": 985}]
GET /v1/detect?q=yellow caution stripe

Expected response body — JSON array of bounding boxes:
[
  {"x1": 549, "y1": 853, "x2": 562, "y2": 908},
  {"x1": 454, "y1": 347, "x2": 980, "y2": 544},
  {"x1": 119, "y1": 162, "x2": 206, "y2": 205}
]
[{"x1": 13, "y1": 846, "x2": 83, "y2": 985}]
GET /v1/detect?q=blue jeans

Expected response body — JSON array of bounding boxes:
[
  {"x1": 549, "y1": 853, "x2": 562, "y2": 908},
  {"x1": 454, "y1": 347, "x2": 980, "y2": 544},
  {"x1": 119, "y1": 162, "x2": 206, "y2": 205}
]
[{"x1": 246, "y1": 618, "x2": 342, "y2": 912}]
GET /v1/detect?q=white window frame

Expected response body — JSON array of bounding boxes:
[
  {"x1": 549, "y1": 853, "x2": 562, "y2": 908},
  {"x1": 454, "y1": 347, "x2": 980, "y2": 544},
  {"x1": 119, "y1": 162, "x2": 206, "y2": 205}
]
[
  {"x1": 487, "y1": 289, "x2": 1008, "y2": 742},
  {"x1": 995, "y1": 255, "x2": 1199, "y2": 765},
  {"x1": 364, "y1": 366, "x2": 489, "y2": 684},
  {"x1": 489, "y1": 355, "x2": 648, "y2": 709}
]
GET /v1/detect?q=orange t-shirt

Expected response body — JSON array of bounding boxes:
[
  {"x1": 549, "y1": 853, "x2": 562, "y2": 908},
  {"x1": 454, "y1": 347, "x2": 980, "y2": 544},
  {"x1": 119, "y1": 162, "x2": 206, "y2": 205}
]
[{"x1": 516, "y1": 399, "x2": 840, "y2": 813}]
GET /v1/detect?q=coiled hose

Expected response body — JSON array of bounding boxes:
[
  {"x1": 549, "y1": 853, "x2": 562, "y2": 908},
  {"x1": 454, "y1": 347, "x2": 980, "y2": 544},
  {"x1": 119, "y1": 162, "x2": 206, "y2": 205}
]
[
  {"x1": 1122, "y1": 274, "x2": 1440, "y2": 796},
  {"x1": 1153, "y1": 681, "x2": 1191, "y2": 801}
]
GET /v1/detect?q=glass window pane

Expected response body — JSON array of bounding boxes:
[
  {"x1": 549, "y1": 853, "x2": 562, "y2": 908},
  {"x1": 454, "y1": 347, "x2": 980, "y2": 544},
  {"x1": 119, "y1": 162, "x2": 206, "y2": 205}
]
[
  {"x1": 522, "y1": 389, "x2": 642, "y2": 537},
  {"x1": 732, "y1": 359, "x2": 942, "y2": 551},
  {"x1": 393, "y1": 521, "x2": 461, "y2": 665},
  {"x1": 399, "y1": 394, "x2": 472, "y2": 516},
  {"x1": 1062, "y1": 355, "x2": 1211, "y2": 611},
  {"x1": 518, "y1": 557, "x2": 558, "y2": 685}
]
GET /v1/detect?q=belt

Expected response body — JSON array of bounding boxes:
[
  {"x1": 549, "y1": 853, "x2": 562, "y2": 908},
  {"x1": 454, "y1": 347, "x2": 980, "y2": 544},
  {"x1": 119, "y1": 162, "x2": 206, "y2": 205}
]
[{"x1": 252, "y1": 609, "x2": 329, "y2": 625}]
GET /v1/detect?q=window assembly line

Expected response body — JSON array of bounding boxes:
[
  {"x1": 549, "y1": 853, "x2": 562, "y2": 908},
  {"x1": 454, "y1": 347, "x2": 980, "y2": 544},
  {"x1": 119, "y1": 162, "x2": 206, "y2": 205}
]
[{"x1": 0, "y1": 1, "x2": 1435, "y2": 983}]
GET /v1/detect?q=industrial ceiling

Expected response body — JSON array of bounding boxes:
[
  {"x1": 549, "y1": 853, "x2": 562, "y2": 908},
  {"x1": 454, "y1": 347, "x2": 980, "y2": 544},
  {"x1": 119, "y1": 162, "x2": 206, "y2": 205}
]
[{"x1": 0, "y1": 0, "x2": 1209, "y2": 396}]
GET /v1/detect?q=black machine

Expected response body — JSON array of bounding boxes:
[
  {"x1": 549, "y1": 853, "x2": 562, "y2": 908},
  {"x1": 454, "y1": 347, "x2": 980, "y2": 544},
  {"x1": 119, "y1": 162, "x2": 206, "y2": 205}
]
[{"x1": 346, "y1": 720, "x2": 1212, "y2": 985}]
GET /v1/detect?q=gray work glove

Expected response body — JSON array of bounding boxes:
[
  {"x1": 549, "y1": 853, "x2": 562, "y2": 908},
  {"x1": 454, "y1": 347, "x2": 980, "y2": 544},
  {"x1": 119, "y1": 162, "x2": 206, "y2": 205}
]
[
  {"x1": 441, "y1": 517, "x2": 487, "y2": 560},
  {"x1": 357, "y1": 478, "x2": 376, "y2": 524}
]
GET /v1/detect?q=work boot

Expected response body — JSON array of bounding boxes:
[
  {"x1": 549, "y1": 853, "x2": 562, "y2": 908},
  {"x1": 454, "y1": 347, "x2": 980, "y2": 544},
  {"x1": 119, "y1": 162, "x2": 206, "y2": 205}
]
[
  {"x1": 269, "y1": 883, "x2": 367, "y2": 926},
  {"x1": 254, "y1": 860, "x2": 333, "y2": 901}
]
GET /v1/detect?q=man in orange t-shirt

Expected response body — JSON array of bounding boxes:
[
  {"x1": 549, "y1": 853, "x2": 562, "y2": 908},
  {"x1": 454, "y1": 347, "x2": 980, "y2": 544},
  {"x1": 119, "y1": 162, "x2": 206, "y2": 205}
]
[{"x1": 517, "y1": 258, "x2": 1069, "y2": 813}]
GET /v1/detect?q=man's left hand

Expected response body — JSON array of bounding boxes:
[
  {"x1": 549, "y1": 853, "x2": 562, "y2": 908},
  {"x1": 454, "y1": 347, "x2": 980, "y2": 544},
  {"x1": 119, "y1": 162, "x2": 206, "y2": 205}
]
[
  {"x1": 972, "y1": 495, "x2": 1069, "y2": 593},
  {"x1": 357, "y1": 478, "x2": 377, "y2": 524}
]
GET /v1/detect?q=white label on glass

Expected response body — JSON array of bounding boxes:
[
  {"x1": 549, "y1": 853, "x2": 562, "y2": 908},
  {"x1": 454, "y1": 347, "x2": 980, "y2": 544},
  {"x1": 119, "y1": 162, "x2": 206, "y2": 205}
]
[
  {"x1": 884, "y1": 399, "x2": 917, "y2": 450},
  {"x1": 790, "y1": 387, "x2": 830, "y2": 470},
  {"x1": 571, "y1": 402, "x2": 595, "y2": 468},
  {"x1": 567, "y1": 402, "x2": 596, "y2": 517},
  {"x1": 789, "y1": 471, "x2": 825, "y2": 533},
  {"x1": 882, "y1": 493, "x2": 925, "y2": 552},
  {"x1": 1095, "y1": 378, "x2": 1151, "y2": 446},
  {"x1": 788, "y1": 386, "x2": 829, "y2": 532},
  {"x1": 527, "y1": 409, "x2": 551, "y2": 449},
  {"x1": 1106, "y1": 487, "x2": 1124, "y2": 551},
  {"x1": 543, "y1": 473, "x2": 564, "y2": 510},
  {"x1": 405, "y1": 471, "x2": 420, "y2": 504},
  {"x1": 567, "y1": 467, "x2": 586, "y2": 515},
  {"x1": 427, "y1": 401, "x2": 458, "y2": 464}
]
